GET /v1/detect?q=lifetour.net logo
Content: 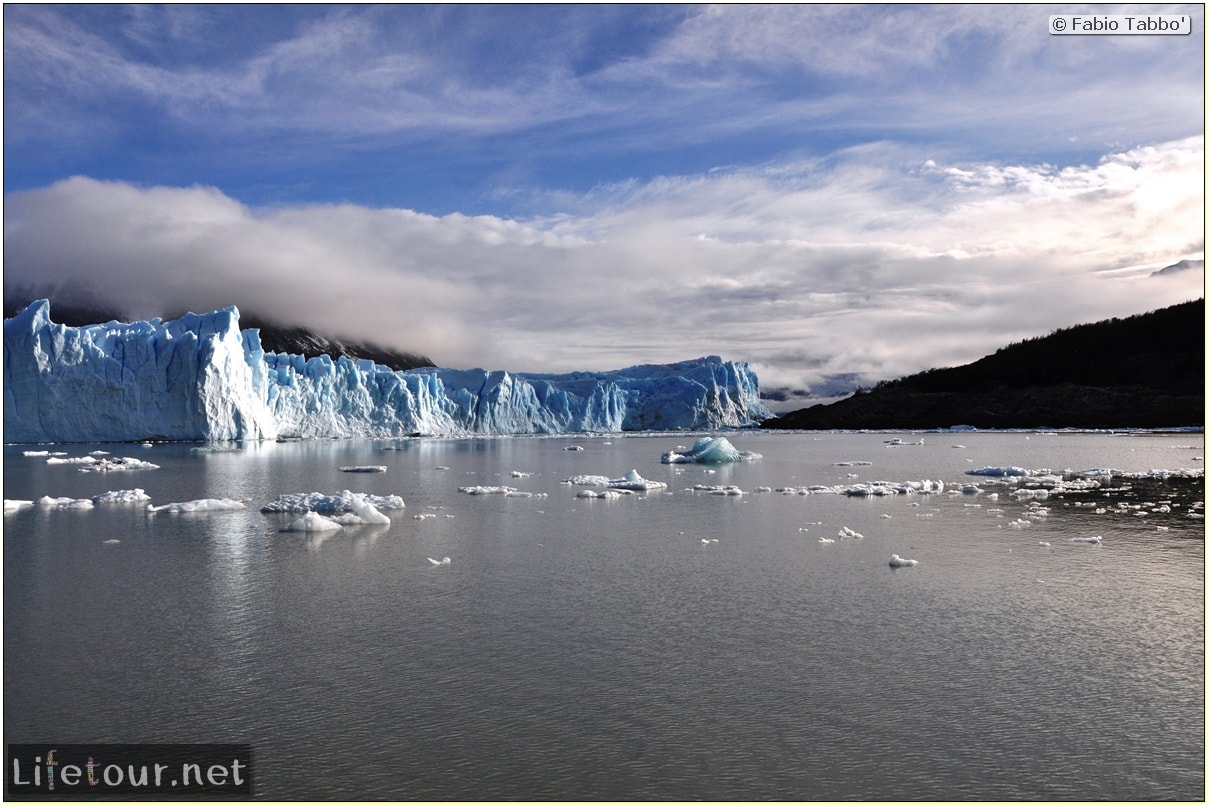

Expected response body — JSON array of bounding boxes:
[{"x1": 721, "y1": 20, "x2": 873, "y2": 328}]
[{"x1": 5, "y1": 745, "x2": 252, "y2": 799}]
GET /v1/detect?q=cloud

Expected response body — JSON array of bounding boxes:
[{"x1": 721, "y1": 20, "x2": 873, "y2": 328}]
[{"x1": 4, "y1": 138, "x2": 1203, "y2": 395}]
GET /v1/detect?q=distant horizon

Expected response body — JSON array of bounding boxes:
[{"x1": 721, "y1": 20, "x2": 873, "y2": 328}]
[{"x1": 4, "y1": 5, "x2": 1204, "y2": 398}]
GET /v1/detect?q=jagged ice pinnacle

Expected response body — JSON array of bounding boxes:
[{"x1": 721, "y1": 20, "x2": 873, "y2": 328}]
[{"x1": 4, "y1": 301, "x2": 772, "y2": 442}]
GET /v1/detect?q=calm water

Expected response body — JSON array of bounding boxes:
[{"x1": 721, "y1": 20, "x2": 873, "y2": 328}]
[{"x1": 4, "y1": 430, "x2": 1205, "y2": 800}]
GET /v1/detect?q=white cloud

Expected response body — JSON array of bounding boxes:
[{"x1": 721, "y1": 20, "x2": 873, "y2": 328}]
[{"x1": 5, "y1": 138, "x2": 1202, "y2": 395}]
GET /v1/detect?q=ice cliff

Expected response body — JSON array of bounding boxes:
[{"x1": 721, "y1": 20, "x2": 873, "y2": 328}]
[{"x1": 4, "y1": 301, "x2": 772, "y2": 442}]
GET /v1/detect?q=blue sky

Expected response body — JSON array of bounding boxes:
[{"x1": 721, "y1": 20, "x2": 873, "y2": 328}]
[{"x1": 4, "y1": 4, "x2": 1205, "y2": 404}]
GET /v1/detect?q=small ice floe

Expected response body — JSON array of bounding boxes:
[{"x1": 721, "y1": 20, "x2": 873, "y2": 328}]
[
  {"x1": 564, "y1": 445, "x2": 584, "y2": 451},
  {"x1": 78, "y1": 457, "x2": 161, "y2": 472},
  {"x1": 510, "y1": 470, "x2": 532, "y2": 478},
  {"x1": 37, "y1": 496, "x2": 94, "y2": 509},
  {"x1": 578, "y1": 489, "x2": 632, "y2": 499},
  {"x1": 22, "y1": 450, "x2": 63, "y2": 457},
  {"x1": 1071, "y1": 536, "x2": 1103, "y2": 544},
  {"x1": 889, "y1": 554, "x2": 919, "y2": 567},
  {"x1": 661, "y1": 437, "x2": 761, "y2": 465},
  {"x1": 884, "y1": 437, "x2": 924, "y2": 446},
  {"x1": 834, "y1": 460, "x2": 873, "y2": 466},
  {"x1": 4, "y1": 499, "x2": 35, "y2": 512},
  {"x1": 1008, "y1": 518, "x2": 1031, "y2": 529},
  {"x1": 691, "y1": 484, "x2": 744, "y2": 496},
  {"x1": 459, "y1": 485, "x2": 517, "y2": 495},
  {"x1": 1038, "y1": 541, "x2": 1051, "y2": 547},
  {"x1": 147, "y1": 498, "x2": 247, "y2": 514},
  {"x1": 565, "y1": 469, "x2": 667, "y2": 492},
  {"x1": 880, "y1": 514, "x2": 892, "y2": 519},
  {"x1": 818, "y1": 536, "x2": 835, "y2": 544},
  {"x1": 754, "y1": 486, "x2": 772, "y2": 493},
  {"x1": 102, "y1": 539, "x2": 121, "y2": 544},
  {"x1": 967, "y1": 466, "x2": 1030, "y2": 477},
  {"x1": 838, "y1": 526, "x2": 863, "y2": 539},
  {"x1": 428, "y1": 556, "x2": 452, "y2": 566},
  {"x1": 701, "y1": 538, "x2": 720, "y2": 545},
  {"x1": 285, "y1": 512, "x2": 343, "y2": 532},
  {"x1": 414, "y1": 513, "x2": 437, "y2": 520},
  {"x1": 961, "y1": 484, "x2": 982, "y2": 495},
  {"x1": 46, "y1": 455, "x2": 97, "y2": 465},
  {"x1": 92, "y1": 489, "x2": 152, "y2": 505},
  {"x1": 262, "y1": 490, "x2": 405, "y2": 513},
  {"x1": 339, "y1": 466, "x2": 387, "y2": 473},
  {"x1": 88, "y1": 450, "x2": 111, "y2": 456}
]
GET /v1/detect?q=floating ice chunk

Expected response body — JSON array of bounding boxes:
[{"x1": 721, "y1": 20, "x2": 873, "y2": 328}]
[
  {"x1": 967, "y1": 467, "x2": 1030, "y2": 477},
  {"x1": 961, "y1": 484, "x2": 982, "y2": 495},
  {"x1": 661, "y1": 437, "x2": 761, "y2": 465},
  {"x1": 458, "y1": 485, "x2": 518, "y2": 495},
  {"x1": 564, "y1": 445, "x2": 584, "y2": 451},
  {"x1": 1014, "y1": 488, "x2": 1049, "y2": 500},
  {"x1": 564, "y1": 469, "x2": 668, "y2": 491},
  {"x1": 818, "y1": 536, "x2": 835, "y2": 543},
  {"x1": 838, "y1": 526, "x2": 863, "y2": 539},
  {"x1": 889, "y1": 554, "x2": 918, "y2": 567},
  {"x1": 148, "y1": 498, "x2": 247, "y2": 513},
  {"x1": 4, "y1": 499, "x2": 35, "y2": 512},
  {"x1": 1071, "y1": 536, "x2": 1103, "y2": 544},
  {"x1": 92, "y1": 489, "x2": 152, "y2": 505},
  {"x1": 414, "y1": 513, "x2": 437, "y2": 520},
  {"x1": 79, "y1": 457, "x2": 161, "y2": 472},
  {"x1": 346, "y1": 493, "x2": 391, "y2": 525},
  {"x1": 428, "y1": 556, "x2": 451, "y2": 566},
  {"x1": 261, "y1": 490, "x2": 406, "y2": 513},
  {"x1": 510, "y1": 470, "x2": 532, "y2": 478},
  {"x1": 578, "y1": 489, "x2": 632, "y2": 498},
  {"x1": 340, "y1": 466, "x2": 387, "y2": 473},
  {"x1": 834, "y1": 460, "x2": 873, "y2": 466},
  {"x1": 285, "y1": 512, "x2": 344, "y2": 532},
  {"x1": 46, "y1": 456, "x2": 97, "y2": 465},
  {"x1": 691, "y1": 484, "x2": 744, "y2": 496},
  {"x1": 103, "y1": 539, "x2": 120, "y2": 544},
  {"x1": 1038, "y1": 541, "x2": 1051, "y2": 547},
  {"x1": 37, "y1": 495, "x2": 94, "y2": 509}
]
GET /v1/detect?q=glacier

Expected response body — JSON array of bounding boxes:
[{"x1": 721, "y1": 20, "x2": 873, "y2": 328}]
[{"x1": 4, "y1": 300, "x2": 772, "y2": 443}]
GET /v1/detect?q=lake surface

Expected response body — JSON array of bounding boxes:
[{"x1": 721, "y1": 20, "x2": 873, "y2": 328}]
[{"x1": 4, "y1": 430, "x2": 1205, "y2": 800}]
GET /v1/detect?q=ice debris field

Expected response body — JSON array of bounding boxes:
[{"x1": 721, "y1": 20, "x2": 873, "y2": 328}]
[
  {"x1": 4, "y1": 301, "x2": 771, "y2": 442},
  {"x1": 7, "y1": 436, "x2": 1202, "y2": 568}
]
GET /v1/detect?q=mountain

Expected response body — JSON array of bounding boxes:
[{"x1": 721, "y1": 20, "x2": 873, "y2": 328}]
[
  {"x1": 762, "y1": 299, "x2": 1205, "y2": 430},
  {"x1": 3, "y1": 300, "x2": 771, "y2": 442},
  {"x1": 1, "y1": 296, "x2": 435, "y2": 372}
]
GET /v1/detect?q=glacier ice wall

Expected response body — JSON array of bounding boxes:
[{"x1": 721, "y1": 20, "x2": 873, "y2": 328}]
[{"x1": 4, "y1": 301, "x2": 772, "y2": 442}]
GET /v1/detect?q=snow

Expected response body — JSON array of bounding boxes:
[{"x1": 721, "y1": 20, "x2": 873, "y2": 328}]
[
  {"x1": 661, "y1": 437, "x2": 762, "y2": 464},
  {"x1": 5, "y1": 300, "x2": 771, "y2": 442}
]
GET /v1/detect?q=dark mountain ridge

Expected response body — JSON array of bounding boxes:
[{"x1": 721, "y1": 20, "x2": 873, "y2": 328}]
[
  {"x1": 762, "y1": 299, "x2": 1205, "y2": 430},
  {"x1": 2, "y1": 297, "x2": 435, "y2": 372}
]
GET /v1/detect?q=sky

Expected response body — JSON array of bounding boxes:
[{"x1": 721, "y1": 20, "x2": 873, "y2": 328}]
[{"x1": 3, "y1": 4, "x2": 1205, "y2": 406}]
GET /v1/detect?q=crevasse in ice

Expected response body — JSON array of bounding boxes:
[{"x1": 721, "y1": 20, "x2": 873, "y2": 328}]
[{"x1": 4, "y1": 300, "x2": 772, "y2": 442}]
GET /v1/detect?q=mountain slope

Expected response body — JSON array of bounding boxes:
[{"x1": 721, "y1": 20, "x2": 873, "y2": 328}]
[{"x1": 762, "y1": 299, "x2": 1205, "y2": 430}]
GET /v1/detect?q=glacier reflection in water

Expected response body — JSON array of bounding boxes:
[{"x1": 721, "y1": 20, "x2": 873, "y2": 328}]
[{"x1": 3, "y1": 431, "x2": 1204, "y2": 800}]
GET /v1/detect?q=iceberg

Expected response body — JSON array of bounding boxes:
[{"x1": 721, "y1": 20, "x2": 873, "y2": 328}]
[
  {"x1": 660, "y1": 437, "x2": 762, "y2": 464},
  {"x1": 4, "y1": 301, "x2": 772, "y2": 442}
]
